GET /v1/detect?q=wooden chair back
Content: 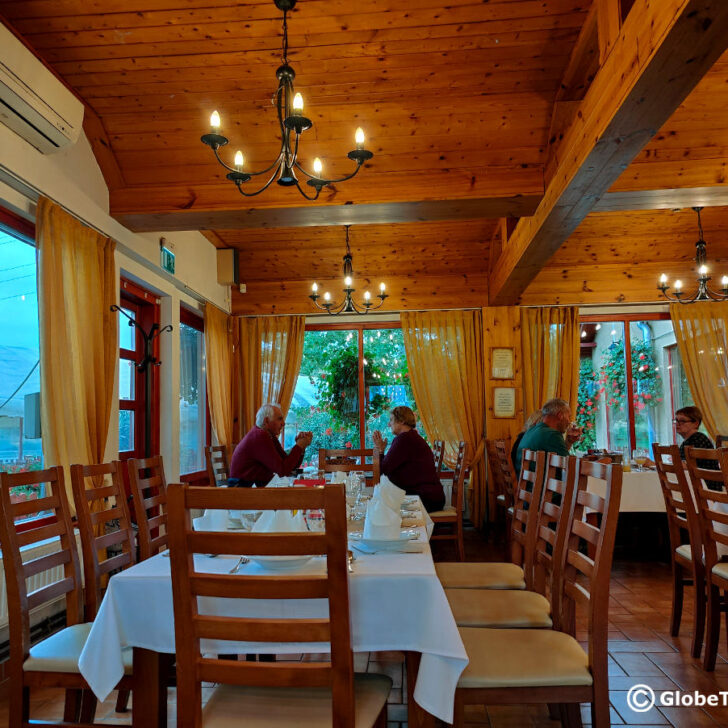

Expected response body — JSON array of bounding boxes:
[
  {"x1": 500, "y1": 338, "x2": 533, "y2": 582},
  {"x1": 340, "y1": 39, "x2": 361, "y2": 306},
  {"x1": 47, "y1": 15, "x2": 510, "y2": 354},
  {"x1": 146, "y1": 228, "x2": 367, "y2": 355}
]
[
  {"x1": 509, "y1": 449, "x2": 546, "y2": 576},
  {"x1": 716, "y1": 435, "x2": 728, "y2": 447},
  {"x1": 685, "y1": 446, "x2": 728, "y2": 571},
  {"x1": 0, "y1": 467, "x2": 84, "y2": 665},
  {"x1": 485, "y1": 437, "x2": 516, "y2": 510},
  {"x1": 70, "y1": 460, "x2": 136, "y2": 620},
  {"x1": 553, "y1": 459, "x2": 622, "y2": 676},
  {"x1": 432, "y1": 439, "x2": 445, "y2": 473},
  {"x1": 318, "y1": 447, "x2": 380, "y2": 486},
  {"x1": 653, "y1": 443, "x2": 703, "y2": 567},
  {"x1": 128, "y1": 455, "x2": 169, "y2": 560},
  {"x1": 205, "y1": 444, "x2": 230, "y2": 487},
  {"x1": 167, "y1": 483, "x2": 355, "y2": 727},
  {"x1": 531, "y1": 454, "x2": 578, "y2": 596}
]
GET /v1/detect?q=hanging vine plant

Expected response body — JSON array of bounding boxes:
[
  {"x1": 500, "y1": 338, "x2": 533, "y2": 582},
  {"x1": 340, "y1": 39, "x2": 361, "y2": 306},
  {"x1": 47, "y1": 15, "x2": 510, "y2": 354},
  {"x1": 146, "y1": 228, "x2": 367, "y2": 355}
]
[
  {"x1": 576, "y1": 357, "x2": 599, "y2": 450},
  {"x1": 598, "y1": 339, "x2": 663, "y2": 413}
]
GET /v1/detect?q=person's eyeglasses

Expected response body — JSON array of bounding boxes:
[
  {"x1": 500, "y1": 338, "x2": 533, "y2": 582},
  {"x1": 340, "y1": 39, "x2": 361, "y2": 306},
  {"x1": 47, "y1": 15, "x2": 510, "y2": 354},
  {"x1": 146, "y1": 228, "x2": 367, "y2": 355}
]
[{"x1": 672, "y1": 418, "x2": 693, "y2": 424}]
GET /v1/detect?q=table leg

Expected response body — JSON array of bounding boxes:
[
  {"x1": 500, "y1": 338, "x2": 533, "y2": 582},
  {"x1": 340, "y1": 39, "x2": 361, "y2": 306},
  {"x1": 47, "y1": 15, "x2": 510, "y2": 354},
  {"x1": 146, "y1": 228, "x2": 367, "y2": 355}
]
[
  {"x1": 132, "y1": 647, "x2": 167, "y2": 728},
  {"x1": 405, "y1": 651, "x2": 436, "y2": 728}
]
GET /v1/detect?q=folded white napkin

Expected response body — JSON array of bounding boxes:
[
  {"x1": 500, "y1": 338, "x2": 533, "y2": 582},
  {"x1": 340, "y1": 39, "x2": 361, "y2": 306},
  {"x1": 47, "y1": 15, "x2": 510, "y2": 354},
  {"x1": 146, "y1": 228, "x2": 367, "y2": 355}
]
[
  {"x1": 363, "y1": 498, "x2": 401, "y2": 541},
  {"x1": 192, "y1": 508, "x2": 228, "y2": 531},
  {"x1": 252, "y1": 509, "x2": 308, "y2": 532},
  {"x1": 373, "y1": 478, "x2": 406, "y2": 512},
  {"x1": 267, "y1": 475, "x2": 293, "y2": 488},
  {"x1": 331, "y1": 471, "x2": 347, "y2": 484}
]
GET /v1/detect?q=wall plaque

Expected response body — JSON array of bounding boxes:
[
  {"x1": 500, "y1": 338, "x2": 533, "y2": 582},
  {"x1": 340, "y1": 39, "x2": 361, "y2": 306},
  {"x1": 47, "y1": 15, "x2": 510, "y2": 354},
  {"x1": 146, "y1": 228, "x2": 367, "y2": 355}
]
[
  {"x1": 491, "y1": 347, "x2": 514, "y2": 380},
  {"x1": 493, "y1": 387, "x2": 516, "y2": 419}
]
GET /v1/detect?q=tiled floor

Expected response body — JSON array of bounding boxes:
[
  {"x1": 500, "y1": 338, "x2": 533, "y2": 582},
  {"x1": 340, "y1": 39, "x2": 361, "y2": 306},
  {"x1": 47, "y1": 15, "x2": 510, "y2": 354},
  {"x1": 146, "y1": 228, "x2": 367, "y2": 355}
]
[{"x1": 3, "y1": 528, "x2": 728, "y2": 727}]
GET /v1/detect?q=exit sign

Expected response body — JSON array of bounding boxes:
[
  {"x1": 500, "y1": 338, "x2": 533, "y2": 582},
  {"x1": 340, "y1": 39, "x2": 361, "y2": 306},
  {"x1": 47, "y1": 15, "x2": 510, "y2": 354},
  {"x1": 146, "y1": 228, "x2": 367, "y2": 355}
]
[{"x1": 160, "y1": 243, "x2": 175, "y2": 274}]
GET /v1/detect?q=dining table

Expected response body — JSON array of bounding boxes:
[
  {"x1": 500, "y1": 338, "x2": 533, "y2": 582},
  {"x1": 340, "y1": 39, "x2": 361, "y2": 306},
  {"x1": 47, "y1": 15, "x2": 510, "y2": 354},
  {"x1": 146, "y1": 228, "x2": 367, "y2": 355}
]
[
  {"x1": 77, "y1": 494, "x2": 468, "y2": 726},
  {"x1": 587, "y1": 467, "x2": 664, "y2": 511}
]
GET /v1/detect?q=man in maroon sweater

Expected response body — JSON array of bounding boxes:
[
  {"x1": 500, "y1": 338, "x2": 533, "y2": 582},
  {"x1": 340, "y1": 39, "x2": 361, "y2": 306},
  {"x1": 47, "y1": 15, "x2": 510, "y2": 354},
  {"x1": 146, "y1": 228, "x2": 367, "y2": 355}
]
[{"x1": 229, "y1": 404, "x2": 313, "y2": 487}]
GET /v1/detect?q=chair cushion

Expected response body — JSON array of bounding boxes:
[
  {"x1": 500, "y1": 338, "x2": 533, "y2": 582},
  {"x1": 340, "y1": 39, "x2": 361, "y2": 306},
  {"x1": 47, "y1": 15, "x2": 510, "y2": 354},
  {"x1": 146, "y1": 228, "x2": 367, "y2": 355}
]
[
  {"x1": 712, "y1": 562, "x2": 728, "y2": 583},
  {"x1": 23, "y1": 623, "x2": 133, "y2": 675},
  {"x1": 435, "y1": 562, "x2": 526, "y2": 590},
  {"x1": 429, "y1": 506, "x2": 457, "y2": 519},
  {"x1": 446, "y1": 588, "x2": 551, "y2": 628},
  {"x1": 675, "y1": 544, "x2": 692, "y2": 562},
  {"x1": 458, "y1": 627, "x2": 593, "y2": 688},
  {"x1": 496, "y1": 494, "x2": 506, "y2": 504},
  {"x1": 201, "y1": 673, "x2": 392, "y2": 727}
]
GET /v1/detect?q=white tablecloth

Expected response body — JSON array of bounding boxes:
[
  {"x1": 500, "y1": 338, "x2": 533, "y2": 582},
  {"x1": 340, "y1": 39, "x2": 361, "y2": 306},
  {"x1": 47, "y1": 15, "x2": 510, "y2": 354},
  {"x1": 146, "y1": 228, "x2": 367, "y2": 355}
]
[
  {"x1": 78, "y1": 505, "x2": 465, "y2": 723},
  {"x1": 587, "y1": 469, "x2": 664, "y2": 512}
]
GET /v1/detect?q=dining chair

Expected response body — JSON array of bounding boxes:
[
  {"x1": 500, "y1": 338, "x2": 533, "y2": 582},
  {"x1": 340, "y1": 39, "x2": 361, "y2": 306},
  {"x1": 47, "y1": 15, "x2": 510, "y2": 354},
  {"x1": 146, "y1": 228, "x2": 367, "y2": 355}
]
[
  {"x1": 684, "y1": 445, "x2": 728, "y2": 671},
  {"x1": 0, "y1": 466, "x2": 134, "y2": 728},
  {"x1": 167, "y1": 483, "x2": 392, "y2": 727},
  {"x1": 485, "y1": 437, "x2": 516, "y2": 544},
  {"x1": 445, "y1": 453, "x2": 577, "y2": 629},
  {"x1": 432, "y1": 439, "x2": 445, "y2": 473},
  {"x1": 430, "y1": 441, "x2": 469, "y2": 561},
  {"x1": 435, "y1": 449, "x2": 546, "y2": 588},
  {"x1": 70, "y1": 460, "x2": 136, "y2": 713},
  {"x1": 452, "y1": 458, "x2": 623, "y2": 728},
  {"x1": 716, "y1": 435, "x2": 728, "y2": 447},
  {"x1": 652, "y1": 443, "x2": 706, "y2": 659},
  {"x1": 128, "y1": 455, "x2": 169, "y2": 560},
  {"x1": 205, "y1": 444, "x2": 230, "y2": 487},
  {"x1": 318, "y1": 447, "x2": 381, "y2": 486}
]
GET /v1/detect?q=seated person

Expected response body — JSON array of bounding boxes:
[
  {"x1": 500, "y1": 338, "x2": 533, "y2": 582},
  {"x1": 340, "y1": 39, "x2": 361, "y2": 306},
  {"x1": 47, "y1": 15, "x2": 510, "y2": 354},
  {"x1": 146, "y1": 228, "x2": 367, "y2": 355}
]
[
  {"x1": 229, "y1": 403, "x2": 313, "y2": 487},
  {"x1": 514, "y1": 398, "x2": 582, "y2": 474},
  {"x1": 510, "y1": 410, "x2": 543, "y2": 471},
  {"x1": 675, "y1": 405, "x2": 722, "y2": 490},
  {"x1": 372, "y1": 406, "x2": 445, "y2": 513}
]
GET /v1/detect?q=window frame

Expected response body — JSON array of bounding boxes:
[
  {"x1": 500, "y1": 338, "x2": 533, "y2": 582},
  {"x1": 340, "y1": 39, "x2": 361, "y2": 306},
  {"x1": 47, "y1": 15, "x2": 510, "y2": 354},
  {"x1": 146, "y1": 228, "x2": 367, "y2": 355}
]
[
  {"x1": 179, "y1": 305, "x2": 210, "y2": 484},
  {"x1": 579, "y1": 311, "x2": 671, "y2": 452}
]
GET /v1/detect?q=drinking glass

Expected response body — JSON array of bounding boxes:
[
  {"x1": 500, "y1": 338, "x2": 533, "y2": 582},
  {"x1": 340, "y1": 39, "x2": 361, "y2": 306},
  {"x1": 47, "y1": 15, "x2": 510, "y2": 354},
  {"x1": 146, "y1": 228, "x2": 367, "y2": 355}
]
[
  {"x1": 633, "y1": 448, "x2": 649, "y2": 471},
  {"x1": 305, "y1": 509, "x2": 326, "y2": 532}
]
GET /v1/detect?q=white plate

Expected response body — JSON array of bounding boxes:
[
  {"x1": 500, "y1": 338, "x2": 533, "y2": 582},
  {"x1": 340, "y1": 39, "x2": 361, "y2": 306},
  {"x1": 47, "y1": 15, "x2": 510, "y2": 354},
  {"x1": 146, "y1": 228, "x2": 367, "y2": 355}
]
[
  {"x1": 246, "y1": 555, "x2": 313, "y2": 571},
  {"x1": 348, "y1": 534, "x2": 420, "y2": 551},
  {"x1": 349, "y1": 529, "x2": 418, "y2": 542}
]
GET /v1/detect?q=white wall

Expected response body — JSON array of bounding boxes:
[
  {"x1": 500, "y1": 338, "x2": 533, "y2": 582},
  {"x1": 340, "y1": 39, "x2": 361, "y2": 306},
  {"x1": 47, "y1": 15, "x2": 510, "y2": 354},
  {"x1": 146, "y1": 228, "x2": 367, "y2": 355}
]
[{"x1": 0, "y1": 122, "x2": 230, "y2": 481}]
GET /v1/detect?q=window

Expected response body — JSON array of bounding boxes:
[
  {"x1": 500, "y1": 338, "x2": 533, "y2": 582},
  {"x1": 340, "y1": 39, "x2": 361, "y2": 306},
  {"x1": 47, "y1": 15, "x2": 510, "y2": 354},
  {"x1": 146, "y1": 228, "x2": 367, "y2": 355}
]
[
  {"x1": 179, "y1": 308, "x2": 207, "y2": 475},
  {"x1": 578, "y1": 314, "x2": 692, "y2": 454},
  {"x1": 285, "y1": 324, "x2": 416, "y2": 467},
  {"x1": 0, "y1": 209, "x2": 42, "y2": 489}
]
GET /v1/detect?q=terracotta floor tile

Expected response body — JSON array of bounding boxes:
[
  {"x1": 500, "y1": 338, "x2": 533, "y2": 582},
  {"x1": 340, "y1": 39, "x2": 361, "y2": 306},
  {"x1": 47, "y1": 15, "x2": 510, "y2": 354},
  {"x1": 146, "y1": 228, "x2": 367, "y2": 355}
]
[
  {"x1": 657, "y1": 706, "x2": 719, "y2": 727},
  {"x1": 610, "y1": 691, "x2": 670, "y2": 724},
  {"x1": 611, "y1": 652, "x2": 670, "y2": 677}
]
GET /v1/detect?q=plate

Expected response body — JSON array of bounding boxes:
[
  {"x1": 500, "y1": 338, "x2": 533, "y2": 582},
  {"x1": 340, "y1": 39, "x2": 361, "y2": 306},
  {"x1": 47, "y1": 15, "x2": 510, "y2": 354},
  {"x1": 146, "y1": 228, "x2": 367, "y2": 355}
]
[
  {"x1": 349, "y1": 529, "x2": 419, "y2": 542},
  {"x1": 348, "y1": 532, "x2": 421, "y2": 550},
  {"x1": 246, "y1": 555, "x2": 313, "y2": 571}
]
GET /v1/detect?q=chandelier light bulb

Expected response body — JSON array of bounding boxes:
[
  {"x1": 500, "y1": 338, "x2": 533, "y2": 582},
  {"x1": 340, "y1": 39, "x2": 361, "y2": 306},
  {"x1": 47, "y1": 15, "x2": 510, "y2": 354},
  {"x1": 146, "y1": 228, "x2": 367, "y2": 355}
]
[
  {"x1": 324, "y1": 292, "x2": 331, "y2": 302},
  {"x1": 234, "y1": 150, "x2": 244, "y2": 170},
  {"x1": 722, "y1": 276, "x2": 728, "y2": 287},
  {"x1": 379, "y1": 282, "x2": 386, "y2": 292},
  {"x1": 699, "y1": 264, "x2": 708, "y2": 276},
  {"x1": 674, "y1": 280, "x2": 683, "y2": 291},
  {"x1": 313, "y1": 157, "x2": 323, "y2": 175},
  {"x1": 659, "y1": 273, "x2": 667, "y2": 284},
  {"x1": 355, "y1": 127, "x2": 365, "y2": 148},
  {"x1": 210, "y1": 110, "x2": 221, "y2": 129},
  {"x1": 311, "y1": 282, "x2": 318, "y2": 293},
  {"x1": 364, "y1": 291, "x2": 371, "y2": 300},
  {"x1": 293, "y1": 93, "x2": 304, "y2": 113},
  {"x1": 344, "y1": 276, "x2": 352, "y2": 287}
]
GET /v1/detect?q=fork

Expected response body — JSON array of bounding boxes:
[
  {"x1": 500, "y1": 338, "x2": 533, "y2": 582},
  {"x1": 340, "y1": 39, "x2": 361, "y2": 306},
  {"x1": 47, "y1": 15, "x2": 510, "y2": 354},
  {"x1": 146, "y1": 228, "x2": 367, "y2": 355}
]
[{"x1": 228, "y1": 555, "x2": 249, "y2": 574}]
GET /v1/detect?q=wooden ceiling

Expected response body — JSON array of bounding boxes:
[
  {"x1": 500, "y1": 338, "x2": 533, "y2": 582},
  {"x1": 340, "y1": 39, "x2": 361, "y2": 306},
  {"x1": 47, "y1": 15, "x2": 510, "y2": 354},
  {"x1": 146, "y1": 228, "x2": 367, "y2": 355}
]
[{"x1": 2, "y1": 0, "x2": 728, "y2": 314}]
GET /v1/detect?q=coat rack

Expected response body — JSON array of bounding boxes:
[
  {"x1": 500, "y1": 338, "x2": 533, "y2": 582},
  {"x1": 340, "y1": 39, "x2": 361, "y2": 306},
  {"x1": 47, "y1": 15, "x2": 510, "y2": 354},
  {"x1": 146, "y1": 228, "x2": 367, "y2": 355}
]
[{"x1": 111, "y1": 305, "x2": 173, "y2": 458}]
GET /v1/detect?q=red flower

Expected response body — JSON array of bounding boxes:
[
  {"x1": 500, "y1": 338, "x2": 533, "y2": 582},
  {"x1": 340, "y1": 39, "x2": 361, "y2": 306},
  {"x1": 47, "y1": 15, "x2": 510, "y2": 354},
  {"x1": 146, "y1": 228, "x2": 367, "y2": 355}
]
[
  {"x1": 639, "y1": 354, "x2": 645, "y2": 360},
  {"x1": 644, "y1": 393, "x2": 651, "y2": 400},
  {"x1": 586, "y1": 400, "x2": 592, "y2": 406},
  {"x1": 325, "y1": 428, "x2": 333, "y2": 436},
  {"x1": 586, "y1": 422, "x2": 593, "y2": 429},
  {"x1": 345, "y1": 441, "x2": 352, "y2": 448},
  {"x1": 579, "y1": 407, "x2": 585, "y2": 414}
]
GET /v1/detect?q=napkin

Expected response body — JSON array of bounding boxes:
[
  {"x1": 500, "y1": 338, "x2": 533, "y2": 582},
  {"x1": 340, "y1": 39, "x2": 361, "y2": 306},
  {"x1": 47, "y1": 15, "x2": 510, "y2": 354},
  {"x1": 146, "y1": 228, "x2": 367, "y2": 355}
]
[
  {"x1": 192, "y1": 508, "x2": 228, "y2": 531},
  {"x1": 373, "y1": 478, "x2": 406, "y2": 512},
  {"x1": 252, "y1": 509, "x2": 308, "y2": 532},
  {"x1": 266, "y1": 474, "x2": 293, "y2": 488},
  {"x1": 363, "y1": 498, "x2": 402, "y2": 541},
  {"x1": 331, "y1": 471, "x2": 347, "y2": 484}
]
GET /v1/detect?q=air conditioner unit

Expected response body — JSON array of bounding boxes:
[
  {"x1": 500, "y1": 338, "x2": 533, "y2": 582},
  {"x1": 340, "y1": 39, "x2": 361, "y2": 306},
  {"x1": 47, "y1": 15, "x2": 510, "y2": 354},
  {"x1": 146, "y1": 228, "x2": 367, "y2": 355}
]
[{"x1": 0, "y1": 23, "x2": 84, "y2": 154}]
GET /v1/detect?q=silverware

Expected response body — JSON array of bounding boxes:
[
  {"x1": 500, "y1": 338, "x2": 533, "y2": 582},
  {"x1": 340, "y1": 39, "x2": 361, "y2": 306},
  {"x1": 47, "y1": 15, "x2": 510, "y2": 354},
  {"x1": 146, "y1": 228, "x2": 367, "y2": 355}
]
[{"x1": 228, "y1": 555, "x2": 250, "y2": 574}]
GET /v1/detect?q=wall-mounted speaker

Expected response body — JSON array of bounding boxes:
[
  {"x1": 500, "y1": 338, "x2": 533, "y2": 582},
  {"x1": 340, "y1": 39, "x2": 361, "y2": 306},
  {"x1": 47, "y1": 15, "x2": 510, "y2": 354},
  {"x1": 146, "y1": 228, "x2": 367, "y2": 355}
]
[{"x1": 216, "y1": 248, "x2": 240, "y2": 286}]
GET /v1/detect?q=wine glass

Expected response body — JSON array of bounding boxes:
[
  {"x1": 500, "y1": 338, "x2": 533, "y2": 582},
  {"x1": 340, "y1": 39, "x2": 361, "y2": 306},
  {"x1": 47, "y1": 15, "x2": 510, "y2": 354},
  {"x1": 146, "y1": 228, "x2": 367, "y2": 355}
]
[{"x1": 633, "y1": 448, "x2": 649, "y2": 471}]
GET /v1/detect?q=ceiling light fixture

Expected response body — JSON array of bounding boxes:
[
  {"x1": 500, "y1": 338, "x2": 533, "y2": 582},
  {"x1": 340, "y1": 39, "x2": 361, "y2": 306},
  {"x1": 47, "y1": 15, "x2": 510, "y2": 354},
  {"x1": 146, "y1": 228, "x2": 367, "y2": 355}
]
[
  {"x1": 309, "y1": 226, "x2": 387, "y2": 314},
  {"x1": 200, "y1": 0, "x2": 373, "y2": 200},
  {"x1": 658, "y1": 207, "x2": 728, "y2": 303}
]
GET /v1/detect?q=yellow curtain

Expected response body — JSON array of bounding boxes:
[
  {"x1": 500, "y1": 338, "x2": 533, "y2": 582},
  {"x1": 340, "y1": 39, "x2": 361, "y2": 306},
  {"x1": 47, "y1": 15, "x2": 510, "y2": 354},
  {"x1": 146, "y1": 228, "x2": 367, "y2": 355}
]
[
  {"x1": 521, "y1": 307, "x2": 580, "y2": 416},
  {"x1": 400, "y1": 310, "x2": 487, "y2": 527},
  {"x1": 237, "y1": 316, "x2": 305, "y2": 434},
  {"x1": 670, "y1": 302, "x2": 728, "y2": 440},
  {"x1": 204, "y1": 303, "x2": 234, "y2": 447},
  {"x1": 36, "y1": 197, "x2": 117, "y2": 510}
]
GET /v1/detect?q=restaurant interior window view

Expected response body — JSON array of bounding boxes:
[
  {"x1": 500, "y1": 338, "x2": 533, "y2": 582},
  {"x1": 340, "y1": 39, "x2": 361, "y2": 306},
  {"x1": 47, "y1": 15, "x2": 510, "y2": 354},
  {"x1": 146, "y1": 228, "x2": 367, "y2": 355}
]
[
  {"x1": 577, "y1": 315, "x2": 697, "y2": 457},
  {"x1": 284, "y1": 325, "x2": 417, "y2": 464},
  {"x1": 179, "y1": 309, "x2": 207, "y2": 475}
]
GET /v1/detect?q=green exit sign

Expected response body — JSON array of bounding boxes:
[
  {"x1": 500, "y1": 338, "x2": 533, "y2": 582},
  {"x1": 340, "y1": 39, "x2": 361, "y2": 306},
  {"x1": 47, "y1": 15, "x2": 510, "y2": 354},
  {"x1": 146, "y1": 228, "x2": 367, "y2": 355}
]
[{"x1": 160, "y1": 243, "x2": 175, "y2": 275}]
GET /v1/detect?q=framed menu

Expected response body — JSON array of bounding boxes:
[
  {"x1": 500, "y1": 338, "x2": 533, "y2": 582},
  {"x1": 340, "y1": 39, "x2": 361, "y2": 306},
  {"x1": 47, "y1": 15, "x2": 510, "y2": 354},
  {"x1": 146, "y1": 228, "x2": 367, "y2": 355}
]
[
  {"x1": 491, "y1": 347, "x2": 514, "y2": 380},
  {"x1": 493, "y1": 387, "x2": 516, "y2": 419}
]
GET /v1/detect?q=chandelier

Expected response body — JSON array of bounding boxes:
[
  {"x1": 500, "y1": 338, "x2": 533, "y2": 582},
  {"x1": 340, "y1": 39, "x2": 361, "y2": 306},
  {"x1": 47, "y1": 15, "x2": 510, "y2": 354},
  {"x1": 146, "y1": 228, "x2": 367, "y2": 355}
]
[
  {"x1": 309, "y1": 226, "x2": 388, "y2": 314},
  {"x1": 658, "y1": 207, "x2": 728, "y2": 303},
  {"x1": 200, "y1": 0, "x2": 373, "y2": 201}
]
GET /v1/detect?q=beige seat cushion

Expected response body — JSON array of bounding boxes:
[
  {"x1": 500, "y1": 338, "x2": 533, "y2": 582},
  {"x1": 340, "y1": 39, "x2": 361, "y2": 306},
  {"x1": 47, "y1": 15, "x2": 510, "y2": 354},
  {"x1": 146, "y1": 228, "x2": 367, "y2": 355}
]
[
  {"x1": 675, "y1": 544, "x2": 692, "y2": 562},
  {"x1": 435, "y1": 562, "x2": 526, "y2": 590},
  {"x1": 429, "y1": 506, "x2": 457, "y2": 518},
  {"x1": 496, "y1": 494, "x2": 506, "y2": 504},
  {"x1": 446, "y1": 588, "x2": 551, "y2": 628},
  {"x1": 458, "y1": 627, "x2": 593, "y2": 688},
  {"x1": 712, "y1": 562, "x2": 728, "y2": 583},
  {"x1": 202, "y1": 673, "x2": 392, "y2": 727},
  {"x1": 23, "y1": 623, "x2": 133, "y2": 675}
]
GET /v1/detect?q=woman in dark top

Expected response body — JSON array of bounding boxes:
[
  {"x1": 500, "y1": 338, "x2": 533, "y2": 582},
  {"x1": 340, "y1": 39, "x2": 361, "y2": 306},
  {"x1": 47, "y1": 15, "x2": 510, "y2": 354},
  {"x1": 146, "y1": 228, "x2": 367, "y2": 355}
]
[
  {"x1": 675, "y1": 405, "x2": 722, "y2": 490},
  {"x1": 372, "y1": 406, "x2": 445, "y2": 513}
]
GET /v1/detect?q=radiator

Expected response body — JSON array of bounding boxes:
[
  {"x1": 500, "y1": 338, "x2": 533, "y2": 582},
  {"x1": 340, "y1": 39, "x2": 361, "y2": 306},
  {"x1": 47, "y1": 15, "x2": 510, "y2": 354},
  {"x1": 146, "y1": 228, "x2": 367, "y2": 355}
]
[{"x1": 0, "y1": 531, "x2": 84, "y2": 640}]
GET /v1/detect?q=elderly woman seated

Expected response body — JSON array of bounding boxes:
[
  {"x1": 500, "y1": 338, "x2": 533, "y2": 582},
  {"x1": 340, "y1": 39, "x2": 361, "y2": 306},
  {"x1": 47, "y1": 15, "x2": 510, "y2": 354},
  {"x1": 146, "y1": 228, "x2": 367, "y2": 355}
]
[{"x1": 372, "y1": 406, "x2": 445, "y2": 513}]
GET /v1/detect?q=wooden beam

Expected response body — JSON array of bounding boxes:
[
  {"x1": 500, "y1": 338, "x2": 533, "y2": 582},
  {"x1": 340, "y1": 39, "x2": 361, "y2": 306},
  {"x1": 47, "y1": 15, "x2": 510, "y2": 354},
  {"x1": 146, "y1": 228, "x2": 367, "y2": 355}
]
[
  {"x1": 596, "y1": 186, "x2": 728, "y2": 211},
  {"x1": 112, "y1": 196, "x2": 541, "y2": 233},
  {"x1": 597, "y1": 0, "x2": 622, "y2": 64},
  {"x1": 488, "y1": 0, "x2": 728, "y2": 306}
]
